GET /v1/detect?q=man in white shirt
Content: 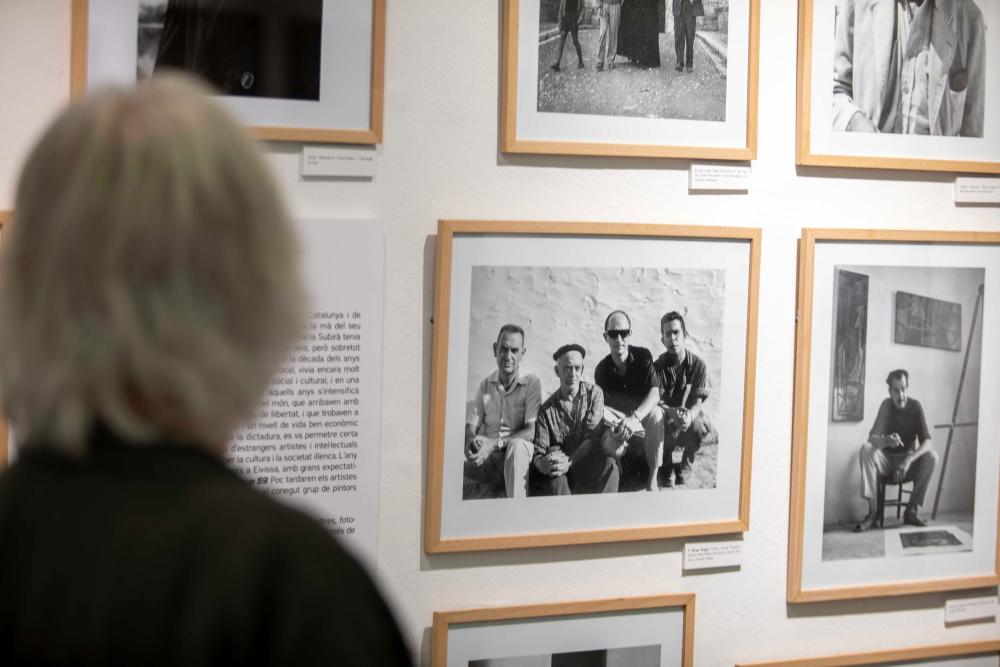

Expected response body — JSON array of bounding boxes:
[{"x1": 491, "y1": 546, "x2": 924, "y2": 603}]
[{"x1": 465, "y1": 324, "x2": 542, "y2": 499}]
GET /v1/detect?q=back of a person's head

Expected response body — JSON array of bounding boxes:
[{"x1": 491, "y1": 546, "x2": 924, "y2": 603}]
[{"x1": 0, "y1": 74, "x2": 305, "y2": 455}]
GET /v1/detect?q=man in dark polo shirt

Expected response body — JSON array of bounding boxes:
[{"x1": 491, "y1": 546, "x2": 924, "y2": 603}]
[
  {"x1": 855, "y1": 369, "x2": 939, "y2": 531},
  {"x1": 653, "y1": 311, "x2": 716, "y2": 487},
  {"x1": 594, "y1": 310, "x2": 663, "y2": 492},
  {"x1": 533, "y1": 344, "x2": 618, "y2": 495}
]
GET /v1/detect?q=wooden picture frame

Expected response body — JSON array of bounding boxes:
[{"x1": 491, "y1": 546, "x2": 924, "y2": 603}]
[
  {"x1": 738, "y1": 640, "x2": 1000, "y2": 667},
  {"x1": 0, "y1": 211, "x2": 9, "y2": 469},
  {"x1": 71, "y1": 0, "x2": 385, "y2": 144},
  {"x1": 426, "y1": 220, "x2": 760, "y2": 552},
  {"x1": 796, "y1": 0, "x2": 1000, "y2": 174},
  {"x1": 500, "y1": 0, "x2": 760, "y2": 159},
  {"x1": 789, "y1": 228, "x2": 1000, "y2": 602},
  {"x1": 432, "y1": 594, "x2": 696, "y2": 667}
]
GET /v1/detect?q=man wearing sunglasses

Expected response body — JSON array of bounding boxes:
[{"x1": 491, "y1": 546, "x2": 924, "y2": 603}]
[{"x1": 594, "y1": 310, "x2": 664, "y2": 492}]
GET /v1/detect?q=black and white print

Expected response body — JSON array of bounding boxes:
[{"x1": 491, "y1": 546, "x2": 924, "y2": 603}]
[
  {"x1": 137, "y1": 0, "x2": 324, "y2": 100},
  {"x1": 821, "y1": 265, "x2": 983, "y2": 562},
  {"x1": 536, "y1": 0, "x2": 730, "y2": 120}
]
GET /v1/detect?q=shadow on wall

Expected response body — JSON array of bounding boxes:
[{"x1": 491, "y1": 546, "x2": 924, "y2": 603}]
[
  {"x1": 466, "y1": 265, "x2": 726, "y2": 412},
  {"x1": 823, "y1": 265, "x2": 984, "y2": 525}
]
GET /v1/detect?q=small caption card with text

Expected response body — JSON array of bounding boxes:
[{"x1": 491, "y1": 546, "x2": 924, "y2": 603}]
[
  {"x1": 689, "y1": 163, "x2": 751, "y2": 192},
  {"x1": 683, "y1": 540, "x2": 743, "y2": 570},
  {"x1": 955, "y1": 177, "x2": 1000, "y2": 204},
  {"x1": 301, "y1": 145, "x2": 377, "y2": 178},
  {"x1": 944, "y1": 596, "x2": 998, "y2": 624}
]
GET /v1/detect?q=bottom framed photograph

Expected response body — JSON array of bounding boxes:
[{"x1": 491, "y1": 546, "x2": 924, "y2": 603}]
[
  {"x1": 738, "y1": 640, "x2": 1000, "y2": 667},
  {"x1": 432, "y1": 594, "x2": 694, "y2": 667}
]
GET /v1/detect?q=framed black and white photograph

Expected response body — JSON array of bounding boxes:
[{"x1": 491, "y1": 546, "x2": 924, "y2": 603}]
[
  {"x1": 71, "y1": 0, "x2": 385, "y2": 144},
  {"x1": 425, "y1": 220, "x2": 760, "y2": 553},
  {"x1": 796, "y1": 0, "x2": 1000, "y2": 173},
  {"x1": 738, "y1": 640, "x2": 1000, "y2": 667},
  {"x1": 789, "y1": 229, "x2": 1000, "y2": 602},
  {"x1": 500, "y1": 0, "x2": 760, "y2": 159},
  {"x1": 432, "y1": 594, "x2": 695, "y2": 667}
]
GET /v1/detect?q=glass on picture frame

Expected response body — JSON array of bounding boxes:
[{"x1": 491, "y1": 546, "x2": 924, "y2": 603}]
[
  {"x1": 796, "y1": 0, "x2": 1000, "y2": 173},
  {"x1": 425, "y1": 220, "x2": 761, "y2": 553},
  {"x1": 788, "y1": 228, "x2": 1000, "y2": 603},
  {"x1": 501, "y1": 0, "x2": 761, "y2": 159},
  {"x1": 72, "y1": 0, "x2": 386, "y2": 144}
]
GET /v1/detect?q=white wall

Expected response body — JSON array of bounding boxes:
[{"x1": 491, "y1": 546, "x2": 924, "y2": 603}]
[
  {"x1": 823, "y1": 266, "x2": 984, "y2": 525},
  {"x1": 1, "y1": 2, "x2": 998, "y2": 666}
]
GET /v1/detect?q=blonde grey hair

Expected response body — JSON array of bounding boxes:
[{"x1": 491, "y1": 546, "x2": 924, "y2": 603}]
[{"x1": 0, "y1": 74, "x2": 305, "y2": 454}]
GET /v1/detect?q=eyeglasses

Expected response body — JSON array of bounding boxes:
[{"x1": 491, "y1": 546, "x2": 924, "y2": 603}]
[{"x1": 605, "y1": 329, "x2": 631, "y2": 340}]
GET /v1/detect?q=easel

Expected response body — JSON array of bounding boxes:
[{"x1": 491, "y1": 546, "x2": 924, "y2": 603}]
[{"x1": 931, "y1": 284, "x2": 983, "y2": 520}]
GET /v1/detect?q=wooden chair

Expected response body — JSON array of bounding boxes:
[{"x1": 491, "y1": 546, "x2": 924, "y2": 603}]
[{"x1": 876, "y1": 469, "x2": 913, "y2": 527}]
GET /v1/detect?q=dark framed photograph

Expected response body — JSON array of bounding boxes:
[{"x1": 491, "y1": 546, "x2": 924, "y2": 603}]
[
  {"x1": 789, "y1": 229, "x2": 1000, "y2": 602},
  {"x1": 425, "y1": 220, "x2": 760, "y2": 552},
  {"x1": 738, "y1": 640, "x2": 1000, "y2": 667},
  {"x1": 71, "y1": 0, "x2": 386, "y2": 144},
  {"x1": 501, "y1": 0, "x2": 760, "y2": 159},
  {"x1": 796, "y1": 0, "x2": 1000, "y2": 173},
  {"x1": 432, "y1": 594, "x2": 695, "y2": 667}
]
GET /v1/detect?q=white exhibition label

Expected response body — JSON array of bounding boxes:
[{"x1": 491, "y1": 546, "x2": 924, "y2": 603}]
[
  {"x1": 226, "y1": 220, "x2": 384, "y2": 567},
  {"x1": 688, "y1": 163, "x2": 751, "y2": 192},
  {"x1": 301, "y1": 145, "x2": 377, "y2": 178},
  {"x1": 955, "y1": 177, "x2": 1000, "y2": 204},
  {"x1": 683, "y1": 540, "x2": 743, "y2": 570},
  {"x1": 944, "y1": 596, "x2": 998, "y2": 623}
]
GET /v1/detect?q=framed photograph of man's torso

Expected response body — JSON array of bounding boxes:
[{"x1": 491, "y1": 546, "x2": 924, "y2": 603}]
[
  {"x1": 797, "y1": 0, "x2": 1000, "y2": 173},
  {"x1": 425, "y1": 220, "x2": 760, "y2": 553},
  {"x1": 501, "y1": 0, "x2": 760, "y2": 159},
  {"x1": 432, "y1": 594, "x2": 695, "y2": 667},
  {"x1": 71, "y1": 0, "x2": 386, "y2": 144},
  {"x1": 788, "y1": 228, "x2": 1000, "y2": 603},
  {"x1": 738, "y1": 640, "x2": 1000, "y2": 667}
]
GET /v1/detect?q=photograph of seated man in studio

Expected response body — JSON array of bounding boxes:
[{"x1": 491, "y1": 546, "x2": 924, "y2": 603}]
[{"x1": 822, "y1": 265, "x2": 984, "y2": 561}]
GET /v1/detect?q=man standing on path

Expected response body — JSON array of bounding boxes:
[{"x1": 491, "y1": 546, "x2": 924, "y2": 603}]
[
  {"x1": 551, "y1": 0, "x2": 585, "y2": 72},
  {"x1": 596, "y1": 0, "x2": 623, "y2": 71},
  {"x1": 673, "y1": 0, "x2": 704, "y2": 72}
]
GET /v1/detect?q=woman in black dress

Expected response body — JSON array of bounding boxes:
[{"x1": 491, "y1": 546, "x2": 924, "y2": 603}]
[{"x1": 617, "y1": 0, "x2": 662, "y2": 68}]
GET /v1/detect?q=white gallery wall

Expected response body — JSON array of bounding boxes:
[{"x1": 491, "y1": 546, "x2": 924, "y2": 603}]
[{"x1": 1, "y1": 2, "x2": 998, "y2": 666}]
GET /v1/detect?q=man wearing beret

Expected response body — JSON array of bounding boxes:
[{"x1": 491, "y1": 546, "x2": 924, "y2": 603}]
[{"x1": 532, "y1": 344, "x2": 619, "y2": 495}]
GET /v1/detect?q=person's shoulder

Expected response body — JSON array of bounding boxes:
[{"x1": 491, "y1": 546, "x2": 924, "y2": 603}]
[
  {"x1": 521, "y1": 373, "x2": 542, "y2": 387},
  {"x1": 630, "y1": 345, "x2": 654, "y2": 364},
  {"x1": 540, "y1": 389, "x2": 562, "y2": 411},
  {"x1": 476, "y1": 371, "x2": 497, "y2": 392},
  {"x1": 953, "y1": 0, "x2": 984, "y2": 24},
  {"x1": 594, "y1": 354, "x2": 613, "y2": 373},
  {"x1": 907, "y1": 398, "x2": 926, "y2": 413},
  {"x1": 653, "y1": 351, "x2": 669, "y2": 370},
  {"x1": 687, "y1": 350, "x2": 707, "y2": 369}
]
